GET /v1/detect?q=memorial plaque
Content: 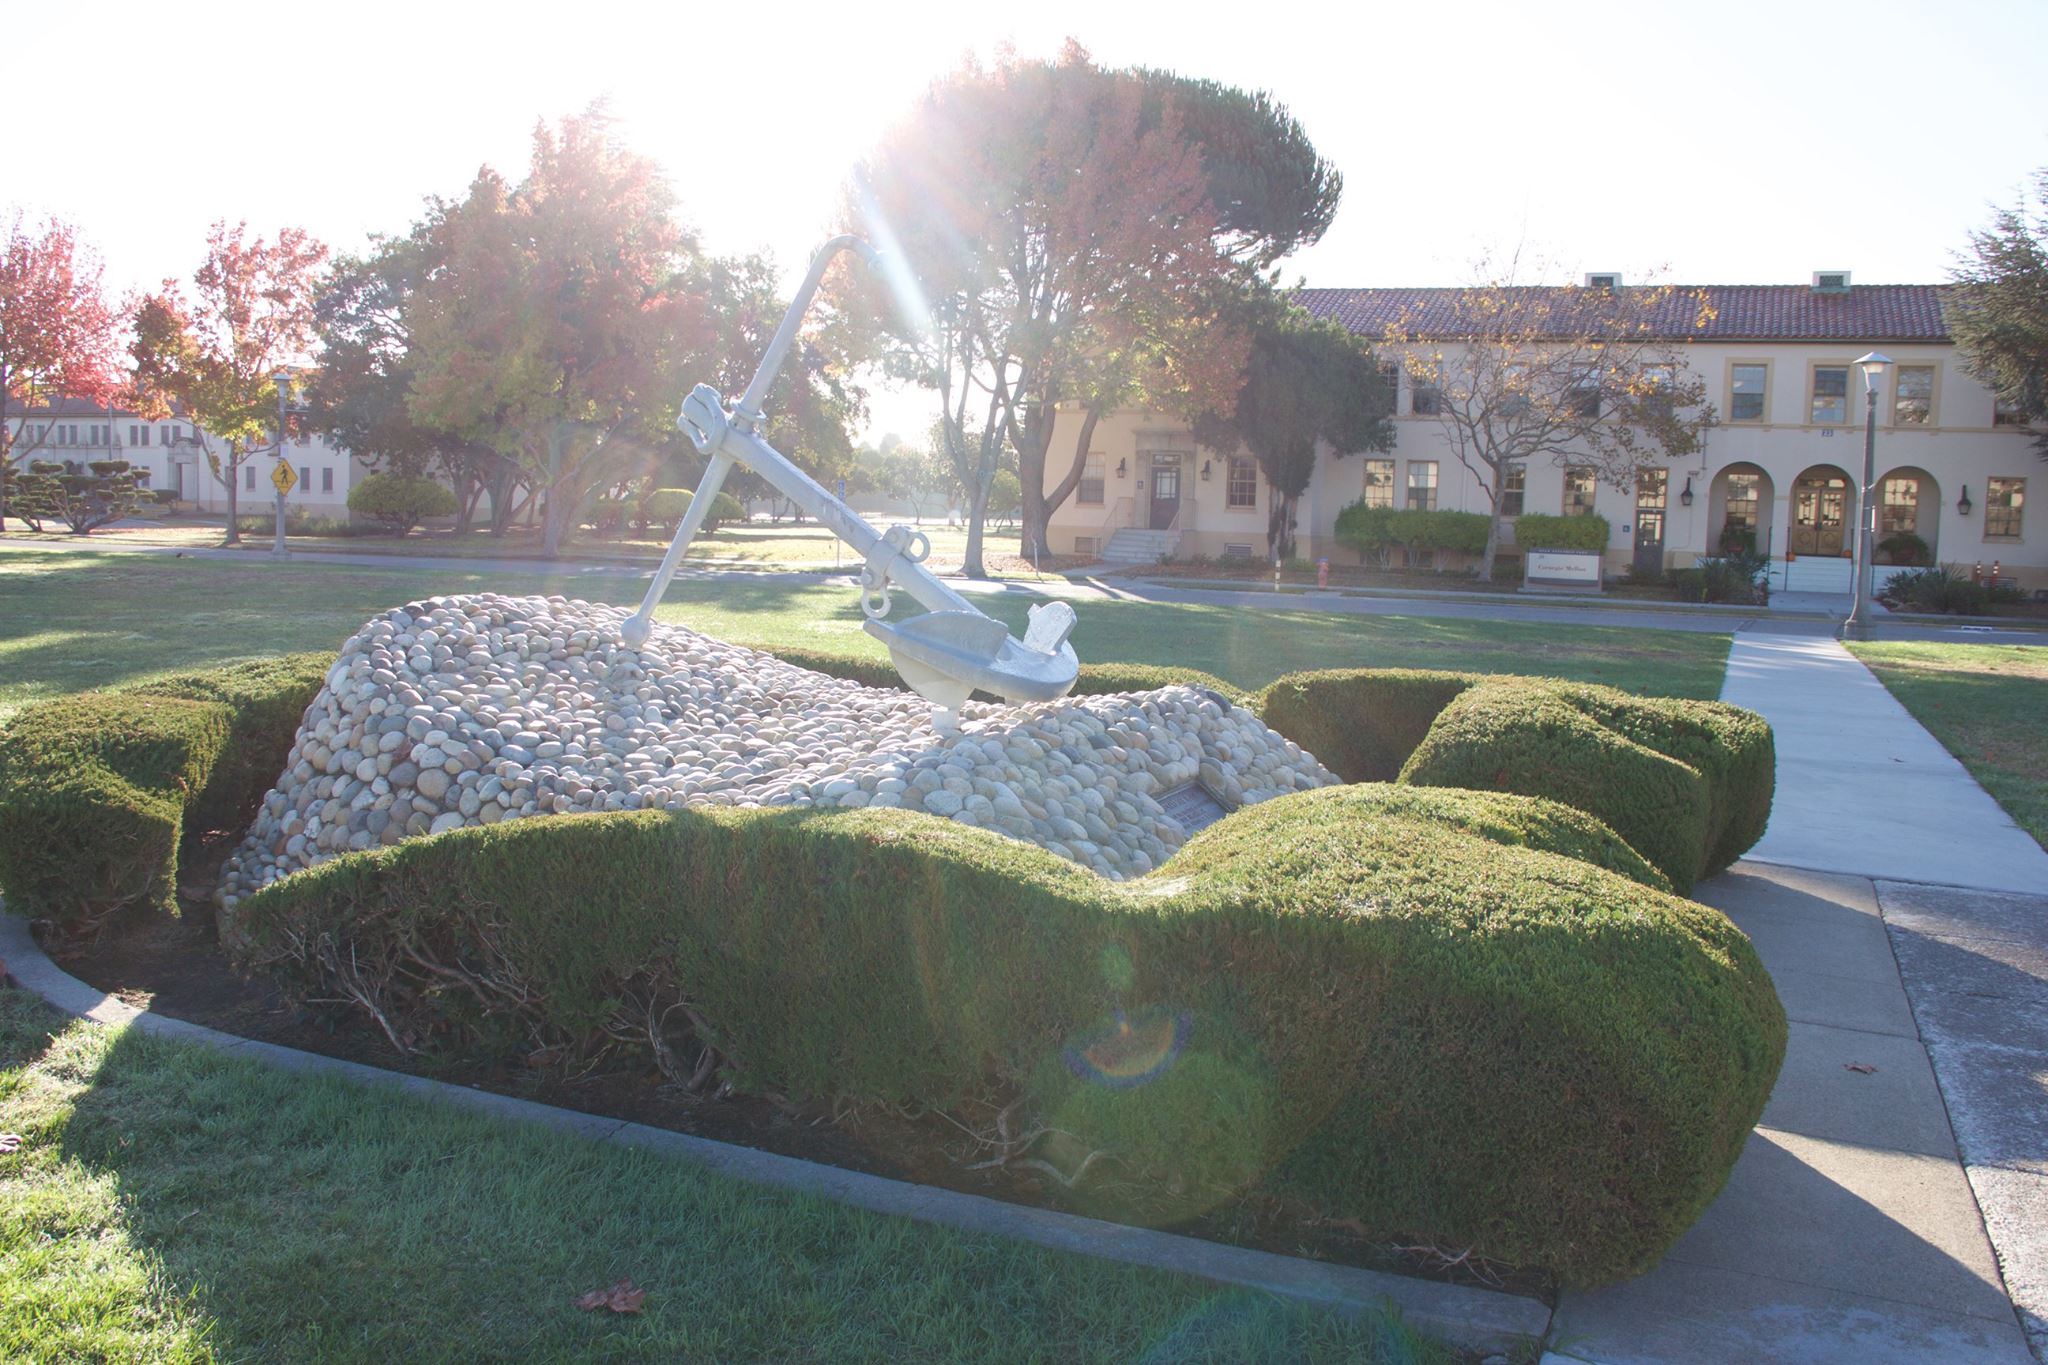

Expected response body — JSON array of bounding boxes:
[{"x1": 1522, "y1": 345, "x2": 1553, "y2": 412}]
[{"x1": 1158, "y1": 781, "x2": 1231, "y2": 836}]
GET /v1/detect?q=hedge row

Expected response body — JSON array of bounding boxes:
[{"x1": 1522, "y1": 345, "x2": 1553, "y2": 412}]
[
  {"x1": 0, "y1": 655, "x2": 330, "y2": 933},
  {"x1": 1252, "y1": 668, "x2": 1773, "y2": 892},
  {"x1": 227, "y1": 782, "x2": 1779, "y2": 1284}
]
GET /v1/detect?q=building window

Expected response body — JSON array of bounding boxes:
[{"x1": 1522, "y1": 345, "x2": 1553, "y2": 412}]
[
  {"x1": 1563, "y1": 466, "x2": 1598, "y2": 516},
  {"x1": 1986, "y1": 477, "x2": 2025, "y2": 539},
  {"x1": 1362, "y1": 458, "x2": 1395, "y2": 508},
  {"x1": 1377, "y1": 361, "x2": 1400, "y2": 410},
  {"x1": 1810, "y1": 365, "x2": 1849, "y2": 424},
  {"x1": 1225, "y1": 456, "x2": 1256, "y2": 509},
  {"x1": 1731, "y1": 364, "x2": 1768, "y2": 421},
  {"x1": 1724, "y1": 471, "x2": 1761, "y2": 536},
  {"x1": 1076, "y1": 456, "x2": 1104, "y2": 506},
  {"x1": 300, "y1": 465, "x2": 312, "y2": 492},
  {"x1": 322, "y1": 466, "x2": 334, "y2": 494},
  {"x1": 243, "y1": 464, "x2": 255, "y2": 491},
  {"x1": 1639, "y1": 363, "x2": 1676, "y2": 421},
  {"x1": 162, "y1": 423, "x2": 179, "y2": 444},
  {"x1": 1880, "y1": 477, "x2": 1920, "y2": 536},
  {"x1": 1499, "y1": 463, "x2": 1525, "y2": 516},
  {"x1": 1405, "y1": 460, "x2": 1437, "y2": 510},
  {"x1": 1994, "y1": 393, "x2": 2030, "y2": 427},
  {"x1": 1500, "y1": 363, "x2": 1530, "y2": 418},
  {"x1": 1893, "y1": 366, "x2": 1934, "y2": 425},
  {"x1": 1568, "y1": 366, "x2": 1602, "y2": 419},
  {"x1": 1411, "y1": 378, "x2": 1443, "y2": 416}
]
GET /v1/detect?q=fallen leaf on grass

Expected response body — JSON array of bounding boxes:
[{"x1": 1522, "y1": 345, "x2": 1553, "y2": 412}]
[
  {"x1": 574, "y1": 1279, "x2": 647, "y2": 1314},
  {"x1": 1845, "y1": 1063, "x2": 1878, "y2": 1074},
  {"x1": 0, "y1": 1134, "x2": 22, "y2": 1153}
]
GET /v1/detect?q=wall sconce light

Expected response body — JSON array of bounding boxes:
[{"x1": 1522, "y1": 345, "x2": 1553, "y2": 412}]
[
  {"x1": 1201, "y1": 460, "x2": 1213, "y2": 481},
  {"x1": 1679, "y1": 476, "x2": 1694, "y2": 507},
  {"x1": 1958, "y1": 485, "x2": 1973, "y2": 516},
  {"x1": 1115, "y1": 458, "x2": 1128, "y2": 479}
]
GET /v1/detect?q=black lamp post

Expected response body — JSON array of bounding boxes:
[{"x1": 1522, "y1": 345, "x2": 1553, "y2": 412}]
[{"x1": 1845, "y1": 350, "x2": 1891, "y2": 638}]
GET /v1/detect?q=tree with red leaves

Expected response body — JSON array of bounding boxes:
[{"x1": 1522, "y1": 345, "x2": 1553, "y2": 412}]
[
  {"x1": 0, "y1": 214, "x2": 123, "y2": 532},
  {"x1": 130, "y1": 222, "x2": 328, "y2": 544}
]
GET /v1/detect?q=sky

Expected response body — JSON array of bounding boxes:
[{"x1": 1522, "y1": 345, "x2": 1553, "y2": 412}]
[{"x1": 13, "y1": 0, "x2": 2048, "y2": 442}]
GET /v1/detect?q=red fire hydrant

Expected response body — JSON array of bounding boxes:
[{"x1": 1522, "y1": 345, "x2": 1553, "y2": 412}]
[{"x1": 1317, "y1": 558, "x2": 1330, "y2": 589}]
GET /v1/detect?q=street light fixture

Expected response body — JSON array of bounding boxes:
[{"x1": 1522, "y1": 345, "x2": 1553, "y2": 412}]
[{"x1": 1844, "y1": 350, "x2": 1891, "y2": 638}]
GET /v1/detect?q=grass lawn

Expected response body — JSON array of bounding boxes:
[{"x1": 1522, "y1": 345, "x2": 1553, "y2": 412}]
[
  {"x1": 1846, "y1": 640, "x2": 2048, "y2": 851},
  {"x1": 3, "y1": 517, "x2": 1067, "y2": 578},
  {"x1": 0, "y1": 990, "x2": 1461, "y2": 1364},
  {"x1": 0, "y1": 550, "x2": 1731, "y2": 720}
]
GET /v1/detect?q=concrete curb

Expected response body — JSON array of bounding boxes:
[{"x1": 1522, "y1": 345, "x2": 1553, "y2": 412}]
[{"x1": 0, "y1": 913, "x2": 1551, "y2": 1353}]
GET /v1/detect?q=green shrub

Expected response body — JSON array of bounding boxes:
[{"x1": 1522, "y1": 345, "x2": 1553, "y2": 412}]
[
  {"x1": 0, "y1": 655, "x2": 329, "y2": 934},
  {"x1": 1879, "y1": 531, "x2": 1931, "y2": 566},
  {"x1": 1402, "y1": 687, "x2": 1709, "y2": 889},
  {"x1": 236, "y1": 511, "x2": 361, "y2": 538},
  {"x1": 1673, "y1": 550, "x2": 1769, "y2": 605},
  {"x1": 10, "y1": 458, "x2": 142, "y2": 533},
  {"x1": 1880, "y1": 563, "x2": 1996, "y2": 615},
  {"x1": 1253, "y1": 669, "x2": 1476, "y2": 783},
  {"x1": 1334, "y1": 504, "x2": 1490, "y2": 567},
  {"x1": 228, "y1": 781, "x2": 1781, "y2": 1284},
  {"x1": 1255, "y1": 669, "x2": 1773, "y2": 892},
  {"x1": 347, "y1": 475, "x2": 457, "y2": 535},
  {"x1": 1512, "y1": 512, "x2": 1611, "y2": 554},
  {"x1": 149, "y1": 488, "x2": 179, "y2": 506}
]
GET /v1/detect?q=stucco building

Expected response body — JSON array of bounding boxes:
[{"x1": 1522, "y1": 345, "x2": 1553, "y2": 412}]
[
  {"x1": 1043, "y1": 276, "x2": 2040, "y2": 592},
  {"x1": 4, "y1": 397, "x2": 366, "y2": 518}
]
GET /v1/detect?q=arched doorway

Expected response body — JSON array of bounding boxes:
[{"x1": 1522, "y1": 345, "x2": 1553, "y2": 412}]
[
  {"x1": 1709, "y1": 463, "x2": 1774, "y2": 556},
  {"x1": 1876, "y1": 466, "x2": 1941, "y2": 564},
  {"x1": 1789, "y1": 465, "x2": 1856, "y2": 558}
]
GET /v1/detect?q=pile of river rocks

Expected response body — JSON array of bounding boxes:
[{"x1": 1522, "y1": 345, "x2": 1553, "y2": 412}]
[{"x1": 216, "y1": 593, "x2": 1336, "y2": 909}]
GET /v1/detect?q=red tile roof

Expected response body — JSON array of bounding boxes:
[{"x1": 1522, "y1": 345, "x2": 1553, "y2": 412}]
[{"x1": 1296, "y1": 284, "x2": 1951, "y2": 344}]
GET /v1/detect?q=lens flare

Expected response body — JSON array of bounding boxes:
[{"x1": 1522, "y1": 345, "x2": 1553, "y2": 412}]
[
  {"x1": 854, "y1": 185, "x2": 935, "y2": 349},
  {"x1": 1063, "y1": 1007, "x2": 1192, "y2": 1091}
]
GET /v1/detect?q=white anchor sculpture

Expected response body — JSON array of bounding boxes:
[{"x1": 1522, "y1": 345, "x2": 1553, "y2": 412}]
[{"x1": 621, "y1": 236, "x2": 1079, "y2": 727}]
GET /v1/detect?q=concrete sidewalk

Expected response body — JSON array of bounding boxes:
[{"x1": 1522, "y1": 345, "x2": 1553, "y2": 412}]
[
  {"x1": 1550, "y1": 865, "x2": 2034, "y2": 1363},
  {"x1": 1550, "y1": 634, "x2": 2047, "y2": 1362},
  {"x1": 1721, "y1": 633, "x2": 2048, "y2": 895}
]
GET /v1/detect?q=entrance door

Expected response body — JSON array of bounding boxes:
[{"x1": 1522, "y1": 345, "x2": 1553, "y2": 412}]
[
  {"x1": 1634, "y1": 469, "x2": 1667, "y2": 575},
  {"x1": 1149, "y1": 454, "x2": 1182, "y2": 530},
  {"x1": 1790, "y1": 472, "x2": 1849, "y2": 556}
]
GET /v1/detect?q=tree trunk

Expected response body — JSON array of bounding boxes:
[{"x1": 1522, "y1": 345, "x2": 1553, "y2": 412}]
[
  {"x1": 961, "y1": 480, "x2": 991, "y2": 578},
  {"x1": 1478, "y1": 502, "x2": 1504, "y2": 583},
  {"x1": 222, "y1": 448, "x2": 242, "y2": 544},
  {"x1": 1269, "y1": 491, "x2": 1298, "y2": 563},
  {"x1": 541, "y1": 481, "x2": 573, "y2": 558},
  {"x1": 1024, "y1": 406, "x2": 1102, "y2": 563}
]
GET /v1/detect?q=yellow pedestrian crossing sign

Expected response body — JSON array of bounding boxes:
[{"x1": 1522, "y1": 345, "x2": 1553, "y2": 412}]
[{"x1": 270, "y1": 460, "x2": 297, "y2": 496}]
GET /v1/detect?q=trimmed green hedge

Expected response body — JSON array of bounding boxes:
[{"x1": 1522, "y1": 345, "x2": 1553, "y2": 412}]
[
  {"x1": 1253, "y1": 669, "x2": 1476, "y2": 783},
  {"x1": 228, "y1": 781, "x2": 1777, "y2": 1284},
  {"x1": 1402, "y1": 686, "x2": 1711, "y2": 891},
  {"x1": 1252, "y1": 669, "x2": 1774, "y2": 893},
  {"x1": 0, "y1": 655, "x2": 330, "y2": 932},
  {"x1": 1511, "y1": 512, "x2": 1611, "y2": 554}
]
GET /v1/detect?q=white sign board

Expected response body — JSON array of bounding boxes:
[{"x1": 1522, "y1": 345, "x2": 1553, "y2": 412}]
[{"x1": 1524, "y1": 548, "x2": 1604, "y2": 590}]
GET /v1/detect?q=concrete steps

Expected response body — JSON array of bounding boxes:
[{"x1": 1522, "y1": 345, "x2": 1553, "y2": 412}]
[{"x1": 1100, "y1": 528, "x2": 1180, "y2": 565}]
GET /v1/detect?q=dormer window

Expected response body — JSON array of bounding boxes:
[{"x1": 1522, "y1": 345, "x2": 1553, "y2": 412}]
[{"x1": 1811, "y1": 270, "x2": 1852, "y2": 294}]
